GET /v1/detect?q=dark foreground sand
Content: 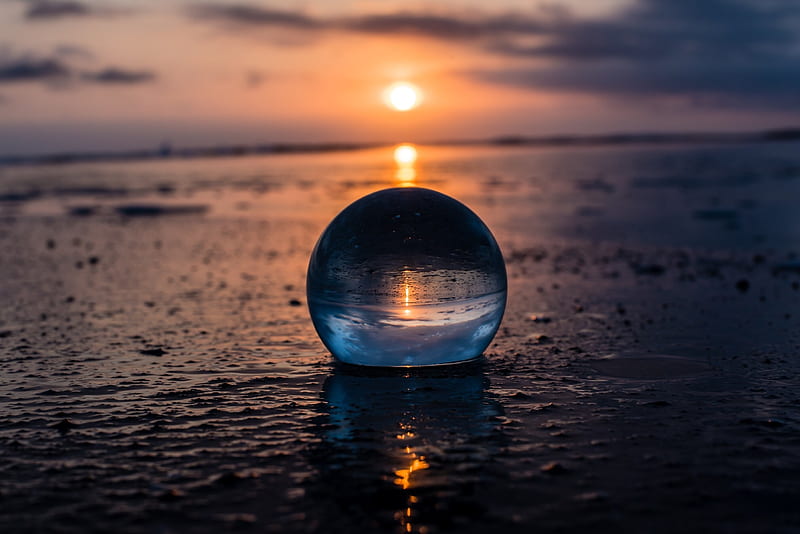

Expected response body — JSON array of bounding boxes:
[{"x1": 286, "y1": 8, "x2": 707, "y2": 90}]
[{"x1": 1, "y1": 143, "x2": 800, "y2": 533}]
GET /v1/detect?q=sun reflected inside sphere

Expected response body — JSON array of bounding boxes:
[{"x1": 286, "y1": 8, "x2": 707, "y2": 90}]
[{"x1": 386, "y1": 82, "x2": 420, "y2": 111}]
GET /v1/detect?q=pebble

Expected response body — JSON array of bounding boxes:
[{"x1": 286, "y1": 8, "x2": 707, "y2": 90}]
[
  {"x1": 735, "y1": 279, "x2": 750, "y2": 292},
  {"x1": 52, "y1": 418, "x2": 78, "y2": 432},
  {"x1": 158, "y1": 488, "x2": 184, "y2": 501},
  {"x1": 632, "y1": 264, "x2": 666, "y2": 276},
  {"x1": 140, "y1": 348, "x2": 167, "y2": 356},
  {"x1": 214, "y1": 471, "x2": 248, "y2": 486},
  {"x1": 574, "y1": 491, "x2": 609, "y2": 502},
  {"x1": 527, "y1": 313, "x2": 552, "y2": 323},
  {"x1": 540, "y1": 461, "x2": 569, "y2": 475}
]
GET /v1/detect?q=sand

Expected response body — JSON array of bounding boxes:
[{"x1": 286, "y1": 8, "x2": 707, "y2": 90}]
[{"x1": 1, "y1": 142, "x2": 800, "y2": 533}]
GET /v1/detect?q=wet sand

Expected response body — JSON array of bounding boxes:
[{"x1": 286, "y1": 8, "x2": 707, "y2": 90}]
[{"x1": 1, "y1": 142, "x2": 800, "y2": 532}]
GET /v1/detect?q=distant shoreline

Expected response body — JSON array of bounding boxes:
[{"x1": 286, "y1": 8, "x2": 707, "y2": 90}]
[{"x1": 1, "y1": 128, "x2": 798, "y2": 167}]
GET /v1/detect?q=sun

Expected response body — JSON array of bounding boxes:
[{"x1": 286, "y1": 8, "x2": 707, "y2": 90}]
[{"x1": 385, "y1": 82, "x2": 420, "y2": 111}]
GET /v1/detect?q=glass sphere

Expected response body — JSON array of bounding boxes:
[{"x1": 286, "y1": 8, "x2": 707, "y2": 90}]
[{"x1": 307, "y1": 187, "x2": 506, "y2": 367}]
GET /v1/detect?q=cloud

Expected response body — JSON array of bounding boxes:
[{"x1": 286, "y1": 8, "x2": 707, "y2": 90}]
[
  {"x1": 187, "y1": 0, "x2": 800, "y2": 110},
  {"x1": 0, "y1": 56, "x2": 70, "y2": 82},
  {"x1": 469, "y1": 0, "x2": 800, "y2": 108},
  {"x1": 186, "y1": 3, "x2": 550, "y2": 40},
  {"x1": 24, "y1": 0, "x2": 92, "y2": 20},
  {"x1": 487, "y1": 0, "x2": 800, "y2": 61},
  {"x1": 470, "y1": 62, "x2": 800, "y2": 109},
  {"x1": 187, "y1": 4, "x2": 321, "y2": 30},
  {"x1": 82, "y1": 68, "x2": 156, "y2": 84},
  {"x1": 341, "y1": 13, "x2": 538, "y2": 40},
  {"x1": 0, "y1": 49, "x2": 156, "y2": 87},
  {"x1": 245, "y1": 70, "x2": 267, "y2": 88},
  {"x1": 53, "y1": 44, "x2": 94, "y2": 60},
  {"x1": 22, "y1": 0, "x2": 126, "y2": 21}
]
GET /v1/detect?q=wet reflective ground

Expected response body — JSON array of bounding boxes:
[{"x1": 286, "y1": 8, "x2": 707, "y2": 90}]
[{"x1": 1, "y1": 142, "x2": 800, "y2": 532}]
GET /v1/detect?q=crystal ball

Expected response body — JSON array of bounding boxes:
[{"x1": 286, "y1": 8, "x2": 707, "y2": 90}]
[{"x1": 307, "y1": 187, "x2": 507, "y2": 367}]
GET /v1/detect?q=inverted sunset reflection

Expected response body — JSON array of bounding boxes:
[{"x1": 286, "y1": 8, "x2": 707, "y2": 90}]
[
  {"x1": 399, "y1": 269, "x2": 416, "y2": 317},
  {"x1": 394, "y1": 143, "x2": 418, "y2": 185}
]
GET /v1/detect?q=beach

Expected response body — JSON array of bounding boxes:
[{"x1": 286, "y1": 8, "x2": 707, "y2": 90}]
[{"x1": 1, "y1": 141, "x2": 800, "y2": 533}]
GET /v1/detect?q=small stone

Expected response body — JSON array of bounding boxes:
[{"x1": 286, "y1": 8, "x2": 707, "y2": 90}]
[
  {"x1": 574, "y1": 491, "x2": 609, "y2": 502},
  {"x1": 215, "y1": 471, "x2": 247, "y2": 486},
  {"x1": 218, "y1": 513, "x2": 257, "y2": 525},
  {"x1": 540, "y1": 461, "x2": 568, "y2": 475},
  {"x1": 632, "y1": 264, "x2": 666, "y2": 276},
  {"x1": 52, "y1": 418, "x2": 78, "y2": 432},
  {"x1": 158, "y1": 488, "x2": 184, "y2": 501},
  {"x1": 139, "y1": 348, "x2": 167, "y2": 356},
  {"x1": 642, "y1": 400, "x2": 672, "y2": 407},
  {"x1": 735, "y1": 279, "x2": 750, "y2": 292}
]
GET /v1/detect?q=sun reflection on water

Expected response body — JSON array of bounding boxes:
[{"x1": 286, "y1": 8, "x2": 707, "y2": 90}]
[
  {"x1": 394, "y1": 144, "x2": 418, "y2": 186},
  {"x1": 318, "y1": 369, "x2": 499, "y2": 534},
  {"x1": 393, "y1": 429, "x2": 430, "y2": 533},
  {"x1": 394, "y1": 455, "x2": 430, "y2": 490}
]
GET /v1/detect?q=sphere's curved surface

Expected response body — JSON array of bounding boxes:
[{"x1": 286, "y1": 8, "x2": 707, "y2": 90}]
[{"x1": 307, "y1": 187, "x2": 507, "y2": 366}]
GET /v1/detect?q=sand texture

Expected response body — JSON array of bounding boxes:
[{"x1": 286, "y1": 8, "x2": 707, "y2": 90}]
[{"x1": 1, "y1": 143, "x2": 800, "y2": 532}]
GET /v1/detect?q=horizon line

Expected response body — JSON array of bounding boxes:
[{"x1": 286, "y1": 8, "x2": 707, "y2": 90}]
[{"x1": 1, "y1": 127, "x2": 799, "y2": 167}]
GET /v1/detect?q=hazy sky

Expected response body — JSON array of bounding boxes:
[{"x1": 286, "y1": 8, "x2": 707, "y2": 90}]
[{"x1": 1, "y1": 0, "x2": 799, "y2": 155}]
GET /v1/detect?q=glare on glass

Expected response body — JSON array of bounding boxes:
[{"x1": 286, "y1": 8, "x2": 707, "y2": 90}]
[{"x1": 307, "y1": 187, "x2": 507, "y2": 366}]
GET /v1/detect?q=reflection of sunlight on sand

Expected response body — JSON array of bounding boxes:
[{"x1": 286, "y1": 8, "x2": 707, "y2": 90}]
[
  {"x1": 393, "y1": 428, "x2": 430, "y2": 533},
  {"x1": 320, "y1": 371, "x2": 499, "y2": 534},
  {"x1": 394, "y1": 456, "x2": 430, "y2": 490},
  {"x1": 394, "y1": 144, "x2": 418, "y2": 186}
]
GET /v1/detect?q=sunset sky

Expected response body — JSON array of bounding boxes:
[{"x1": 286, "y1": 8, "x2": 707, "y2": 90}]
[{"x1": 1, "y1": 0, "x2": 799, "y2": 155}]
